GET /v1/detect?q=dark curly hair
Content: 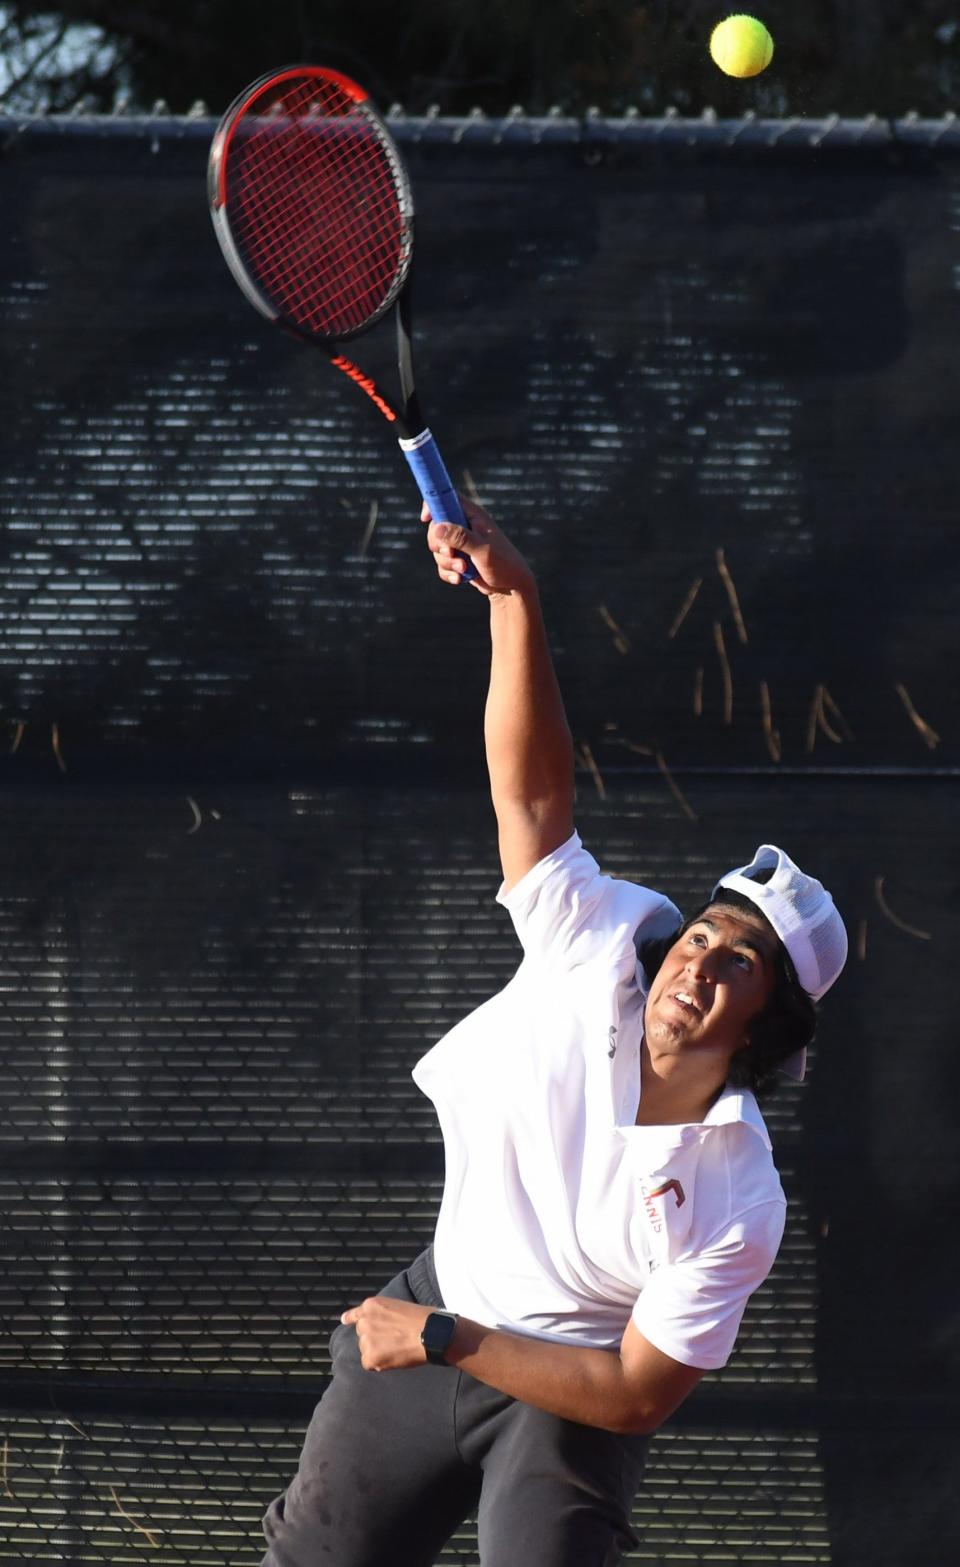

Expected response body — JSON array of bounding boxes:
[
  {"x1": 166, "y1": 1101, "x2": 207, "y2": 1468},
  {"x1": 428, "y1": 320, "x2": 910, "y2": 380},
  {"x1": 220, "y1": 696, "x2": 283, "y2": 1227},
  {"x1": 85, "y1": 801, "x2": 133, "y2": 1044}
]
[{"x1": 637, "y1": 887, "x2": 817, "y2": 1100}]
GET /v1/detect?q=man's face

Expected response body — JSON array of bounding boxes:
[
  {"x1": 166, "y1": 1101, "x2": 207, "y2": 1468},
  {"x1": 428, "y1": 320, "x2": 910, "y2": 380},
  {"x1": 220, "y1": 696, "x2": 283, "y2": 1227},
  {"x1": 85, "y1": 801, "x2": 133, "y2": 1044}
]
[{"x1": 643, "y1": 904, "x2": 779, "y2": 1068}]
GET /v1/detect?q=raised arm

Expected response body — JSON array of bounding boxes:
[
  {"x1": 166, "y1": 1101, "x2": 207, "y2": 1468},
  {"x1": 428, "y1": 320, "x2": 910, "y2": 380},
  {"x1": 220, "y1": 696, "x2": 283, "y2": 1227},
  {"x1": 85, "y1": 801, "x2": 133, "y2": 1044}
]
[{"x1": 424, "y1": 500, "x2": 574, "y2": 891}]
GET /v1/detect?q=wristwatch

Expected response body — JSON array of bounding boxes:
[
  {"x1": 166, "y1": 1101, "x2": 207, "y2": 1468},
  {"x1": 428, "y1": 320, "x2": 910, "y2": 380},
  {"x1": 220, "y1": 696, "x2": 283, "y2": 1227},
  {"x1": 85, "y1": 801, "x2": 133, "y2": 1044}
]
[{"x1": 420, "y1": 1309, "x2": 459, "y2": 1365}]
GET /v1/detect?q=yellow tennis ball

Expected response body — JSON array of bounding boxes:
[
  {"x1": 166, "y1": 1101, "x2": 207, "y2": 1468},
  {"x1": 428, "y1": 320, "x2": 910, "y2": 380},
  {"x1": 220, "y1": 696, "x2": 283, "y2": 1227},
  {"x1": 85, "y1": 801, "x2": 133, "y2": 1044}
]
[{"x1": 709, "y1": 14, "x2": 774, "y2": 79}]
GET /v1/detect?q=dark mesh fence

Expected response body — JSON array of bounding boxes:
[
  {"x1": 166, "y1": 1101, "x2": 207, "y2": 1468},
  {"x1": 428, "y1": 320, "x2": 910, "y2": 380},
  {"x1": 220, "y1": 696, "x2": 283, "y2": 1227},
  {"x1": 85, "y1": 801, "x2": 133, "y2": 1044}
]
[{"x1": 0, "y1": 113, "x2": 957, "y2": 1565}]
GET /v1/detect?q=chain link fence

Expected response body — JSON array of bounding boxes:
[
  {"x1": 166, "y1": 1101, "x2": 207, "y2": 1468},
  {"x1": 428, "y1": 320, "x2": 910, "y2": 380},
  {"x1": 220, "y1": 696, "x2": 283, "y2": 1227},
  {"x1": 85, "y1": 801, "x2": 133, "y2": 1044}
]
[{"x1": 1, "y1": 113, "x2": 957, "y2": 1564}]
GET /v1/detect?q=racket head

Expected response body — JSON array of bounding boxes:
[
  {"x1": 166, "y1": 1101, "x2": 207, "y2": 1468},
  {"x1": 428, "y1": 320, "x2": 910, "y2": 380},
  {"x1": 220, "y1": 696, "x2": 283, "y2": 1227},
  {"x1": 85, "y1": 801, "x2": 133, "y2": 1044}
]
[{"x1": 209, "y1": 65, "x2": 414, "y2": 344}]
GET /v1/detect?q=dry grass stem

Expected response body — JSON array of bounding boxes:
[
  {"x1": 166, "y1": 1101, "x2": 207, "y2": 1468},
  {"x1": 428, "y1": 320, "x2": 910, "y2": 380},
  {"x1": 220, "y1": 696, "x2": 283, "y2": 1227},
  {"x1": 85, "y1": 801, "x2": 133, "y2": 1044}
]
[
  {"x1": 873, "y1": 875, "x2": 932, "y2": 941},
  {"x1": 619, "y1": 739, "x2": 654, "y2": 757},
  {"x1": 667, "y1": 577, "x2": 702, "y2": 639},
  {"x1": 654, "y1": 748, "x2": 698, "y2": 821},
  {"x1": 597, "y1": 604, "x2": 630, "y2": 655},
  {"x1": 715, "y1": 549, "x2": 748, "y2": 644},
  {"x1": 51, "y1": 723, "x2": 67, "y2": 772},
  {"x1": 893, "y1": 682, "x2": 940, "y2": 749},
  {"x1": 817, "y1": 702, "x2": 844, "y2": 745},
  {"x1": 358, "y1": 499, "x2": 379, "y2": 556},
  {"x1": 712, "y1": 622, "x2": 733, "y2": 725},
  {"x1": 2, "y1": 1438, "x2": 14, "y2": 1500},
  {"x1": 805, "y1": 686, "x2": 821, "y2": 753},
  {"x1": 461, "y1": 469, "x2": 483, "y2": 507},
  {"x1": 186, "y1": 797, "x2": 202, "y2": 835},
  {"x1": 578, "y1": 742, "x2": 607, "y2": 800},
  {"x1": 822, "y1": 685, "x2": 854, "y2": 741},
  {"x1": 109, "y1": 1487, "x2": 162, "y2": 1549},
  {"x1": 759, "y1": 680, "x2": 782, "y2": 763},
  {"x1": 857, "y1": 919, "x2": 868, "y2": 962},
  {"x1": 693, "y1": 666, "x2": 703, "y2": 718},
  {"x1": 806, "y1": 684, "x2": 844, "y2": 751},
  {"x1": 10, "y1": 721, "x2": 24, "y2": 754}
]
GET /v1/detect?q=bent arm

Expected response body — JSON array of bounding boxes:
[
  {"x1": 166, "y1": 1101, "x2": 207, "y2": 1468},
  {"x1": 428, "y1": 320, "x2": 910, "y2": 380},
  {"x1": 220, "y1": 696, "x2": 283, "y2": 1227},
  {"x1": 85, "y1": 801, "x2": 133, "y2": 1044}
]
[
  {"x1": 342, "y1": 1296, "x2": 703, "y2": 1435},
  {"x1": 446, "y1": 1312, "x2": 703, "y2": 1435}
]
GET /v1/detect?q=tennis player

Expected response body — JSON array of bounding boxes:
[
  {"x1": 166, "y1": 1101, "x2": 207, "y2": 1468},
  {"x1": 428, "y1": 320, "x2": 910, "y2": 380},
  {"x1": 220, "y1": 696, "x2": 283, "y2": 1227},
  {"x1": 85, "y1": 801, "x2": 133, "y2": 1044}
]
[{"x1": 260, "y1": 499, "x2": 847, "y2": 1567}]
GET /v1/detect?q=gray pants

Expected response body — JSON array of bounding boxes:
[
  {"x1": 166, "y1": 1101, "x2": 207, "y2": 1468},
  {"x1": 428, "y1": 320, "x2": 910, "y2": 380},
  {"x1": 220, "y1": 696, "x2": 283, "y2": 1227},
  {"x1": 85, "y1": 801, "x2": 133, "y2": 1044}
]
[{"x1": 261, "y1": 1249, "x2": 649, "y2": 1567}]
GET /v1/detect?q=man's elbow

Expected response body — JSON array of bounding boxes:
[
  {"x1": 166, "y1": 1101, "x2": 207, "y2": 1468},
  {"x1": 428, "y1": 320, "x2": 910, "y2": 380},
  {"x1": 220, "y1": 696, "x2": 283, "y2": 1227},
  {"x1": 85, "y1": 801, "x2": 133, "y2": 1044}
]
[
  {"x1": 596, "y1": 1389, "x2": 668, "y2": 1436},
  {"x1": 615, "y1": 1371, "x2": 703, "y2": 1435},
  {"x1": 615, "y1": 1404, "x2": 665, "y2": 1437}
]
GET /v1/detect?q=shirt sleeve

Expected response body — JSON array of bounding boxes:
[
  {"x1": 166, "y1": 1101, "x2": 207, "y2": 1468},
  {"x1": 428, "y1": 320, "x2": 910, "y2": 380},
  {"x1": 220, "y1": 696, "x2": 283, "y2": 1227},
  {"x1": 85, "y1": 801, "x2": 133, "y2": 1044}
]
[
  {"x1": 496, "y1": 831, "x2": 681, "y2": 976},
  {"x1": 631, "y1": 1199, "x2": 787, "y2": 1370}
]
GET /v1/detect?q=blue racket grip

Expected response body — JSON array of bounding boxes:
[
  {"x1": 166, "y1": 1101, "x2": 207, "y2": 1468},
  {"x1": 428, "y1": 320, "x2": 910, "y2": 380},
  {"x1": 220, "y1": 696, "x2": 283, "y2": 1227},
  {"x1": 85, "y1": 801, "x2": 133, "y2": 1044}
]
[{"x1": 399, "y1": 429, "x2": 478, "y2": 584}]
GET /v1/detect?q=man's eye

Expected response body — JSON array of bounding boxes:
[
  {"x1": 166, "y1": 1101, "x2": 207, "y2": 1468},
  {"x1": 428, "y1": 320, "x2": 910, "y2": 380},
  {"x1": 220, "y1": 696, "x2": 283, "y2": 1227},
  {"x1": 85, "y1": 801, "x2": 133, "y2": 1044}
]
[{"x1": 733, "y1": 953, "x2": 752, "y2": 971}]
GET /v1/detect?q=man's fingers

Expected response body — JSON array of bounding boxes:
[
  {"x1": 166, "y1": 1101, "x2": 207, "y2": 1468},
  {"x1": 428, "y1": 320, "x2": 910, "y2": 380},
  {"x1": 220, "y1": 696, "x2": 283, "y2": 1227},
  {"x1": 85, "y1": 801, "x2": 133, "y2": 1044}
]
[
  {"x1": 435, "y1": 551, "x2": 468, "y2": 588},
  {"x1": 340, "y1": 1297, "x2": 376, "y2": 1325},
  {"x1": 428, "y1": 521, "x2": 472, "y2": 554},
  {"x1": 422, "y1": 495, "x2": 497, "y2": 594},
  {"x1": 432, "y1": 553, "x2": 468, "y2": 580}
]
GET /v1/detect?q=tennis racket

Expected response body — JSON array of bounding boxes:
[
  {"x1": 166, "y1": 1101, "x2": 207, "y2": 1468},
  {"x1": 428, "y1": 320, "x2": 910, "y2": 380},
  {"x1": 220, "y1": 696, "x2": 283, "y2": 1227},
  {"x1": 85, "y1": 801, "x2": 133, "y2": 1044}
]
[{"x1": 208, "y1": 64, "x2": 475, "y2": 578}]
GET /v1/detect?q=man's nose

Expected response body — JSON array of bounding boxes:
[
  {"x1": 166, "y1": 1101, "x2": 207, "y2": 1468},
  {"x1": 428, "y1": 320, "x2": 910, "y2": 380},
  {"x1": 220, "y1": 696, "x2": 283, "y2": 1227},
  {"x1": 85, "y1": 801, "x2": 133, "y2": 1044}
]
[{"x1": 685, "y1": 949, "x2": 717, "y2": 981}]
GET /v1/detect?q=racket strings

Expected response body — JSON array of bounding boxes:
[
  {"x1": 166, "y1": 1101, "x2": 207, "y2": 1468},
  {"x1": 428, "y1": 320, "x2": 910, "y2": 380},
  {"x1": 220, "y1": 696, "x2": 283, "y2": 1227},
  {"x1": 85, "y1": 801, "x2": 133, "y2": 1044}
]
[
  {"x1": 239, "y1": 123, "x2": 400, "y2": 328},
  {"x1": 239, "y1": 87, "x2": 402, "y2": 322},
  {"x1": 228, "y1": 75, "x2": 408, "y2": 337}
]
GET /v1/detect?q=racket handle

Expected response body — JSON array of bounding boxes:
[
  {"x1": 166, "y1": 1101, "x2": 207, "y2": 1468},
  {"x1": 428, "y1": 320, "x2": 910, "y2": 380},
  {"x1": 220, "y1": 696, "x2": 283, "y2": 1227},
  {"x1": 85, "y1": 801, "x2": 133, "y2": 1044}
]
[{"x1": 399, "y1": 430, "x2": 478, "y2": 584}]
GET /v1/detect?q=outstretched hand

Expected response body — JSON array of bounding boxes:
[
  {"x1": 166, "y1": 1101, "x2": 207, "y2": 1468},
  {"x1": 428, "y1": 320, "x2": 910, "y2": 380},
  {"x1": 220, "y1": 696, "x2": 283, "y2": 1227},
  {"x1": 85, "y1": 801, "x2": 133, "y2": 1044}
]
[{"x1": 422, "y1": 497, "x2": 535, "y2": 598}]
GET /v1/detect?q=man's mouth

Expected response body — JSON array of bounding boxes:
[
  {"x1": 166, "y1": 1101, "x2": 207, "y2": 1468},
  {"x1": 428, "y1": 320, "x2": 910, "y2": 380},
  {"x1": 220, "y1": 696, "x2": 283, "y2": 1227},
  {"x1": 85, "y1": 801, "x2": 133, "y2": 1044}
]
[{"x1": 670, "y1": 990, "x2": 702, "y2": 1016}]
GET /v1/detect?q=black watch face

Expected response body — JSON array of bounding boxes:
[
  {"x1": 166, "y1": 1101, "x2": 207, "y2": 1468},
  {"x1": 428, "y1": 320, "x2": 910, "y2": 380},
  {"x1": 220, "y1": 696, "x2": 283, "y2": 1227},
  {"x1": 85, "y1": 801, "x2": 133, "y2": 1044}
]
[{"x1": 422, "y1": 1312, "x2": 456, "y2": 1355}]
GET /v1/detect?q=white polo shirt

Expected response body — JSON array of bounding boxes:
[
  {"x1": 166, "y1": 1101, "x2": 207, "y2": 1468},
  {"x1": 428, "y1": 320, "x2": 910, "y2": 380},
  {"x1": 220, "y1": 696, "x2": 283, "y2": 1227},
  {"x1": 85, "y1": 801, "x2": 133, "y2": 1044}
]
[{"x1": 412, "y1": 832, "x2": 787, "y2": 1371}]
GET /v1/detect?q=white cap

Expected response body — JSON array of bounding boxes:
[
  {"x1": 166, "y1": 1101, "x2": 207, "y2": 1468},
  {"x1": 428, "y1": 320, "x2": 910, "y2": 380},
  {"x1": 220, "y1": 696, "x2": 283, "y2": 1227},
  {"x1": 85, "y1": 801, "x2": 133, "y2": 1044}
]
[{"x1": 713, "y1": 844, "x2": 848, "y2": 1082}]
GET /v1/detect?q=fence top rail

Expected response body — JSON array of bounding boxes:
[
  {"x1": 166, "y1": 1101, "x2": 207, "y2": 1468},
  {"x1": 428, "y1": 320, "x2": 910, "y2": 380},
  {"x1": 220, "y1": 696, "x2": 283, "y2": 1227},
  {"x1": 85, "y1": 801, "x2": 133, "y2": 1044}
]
[{"x1": 2, "y1": 107, "x2": 960, "y2": 155}]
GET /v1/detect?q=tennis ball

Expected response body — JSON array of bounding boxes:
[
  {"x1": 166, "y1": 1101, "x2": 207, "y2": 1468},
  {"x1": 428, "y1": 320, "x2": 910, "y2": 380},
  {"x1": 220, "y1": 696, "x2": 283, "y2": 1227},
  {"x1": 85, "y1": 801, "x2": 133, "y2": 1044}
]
[{"x1": 709, "y1": 15, "x2": 774, "y2": 79}]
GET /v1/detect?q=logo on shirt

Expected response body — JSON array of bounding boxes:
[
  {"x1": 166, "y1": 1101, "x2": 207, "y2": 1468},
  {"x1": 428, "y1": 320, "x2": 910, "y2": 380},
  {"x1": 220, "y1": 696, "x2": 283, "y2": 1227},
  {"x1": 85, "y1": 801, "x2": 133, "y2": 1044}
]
[
  {"x1": 641, "y1": 1177, "x2": 686, "y2": 1232},
  {"x1": 649, "y1": 1178, "x2": 686, "y2": 1208},
  {"x1": 608, "y1": 1026, "x2": 617, "y2": 1059}
]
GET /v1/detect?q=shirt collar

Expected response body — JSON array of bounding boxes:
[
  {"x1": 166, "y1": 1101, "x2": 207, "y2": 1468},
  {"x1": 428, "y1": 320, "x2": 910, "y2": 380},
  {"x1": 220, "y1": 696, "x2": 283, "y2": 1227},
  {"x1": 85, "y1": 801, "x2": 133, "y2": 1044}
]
[{"x1": 703, "y1": 1084, "x2": 772, "y2": 1150}]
